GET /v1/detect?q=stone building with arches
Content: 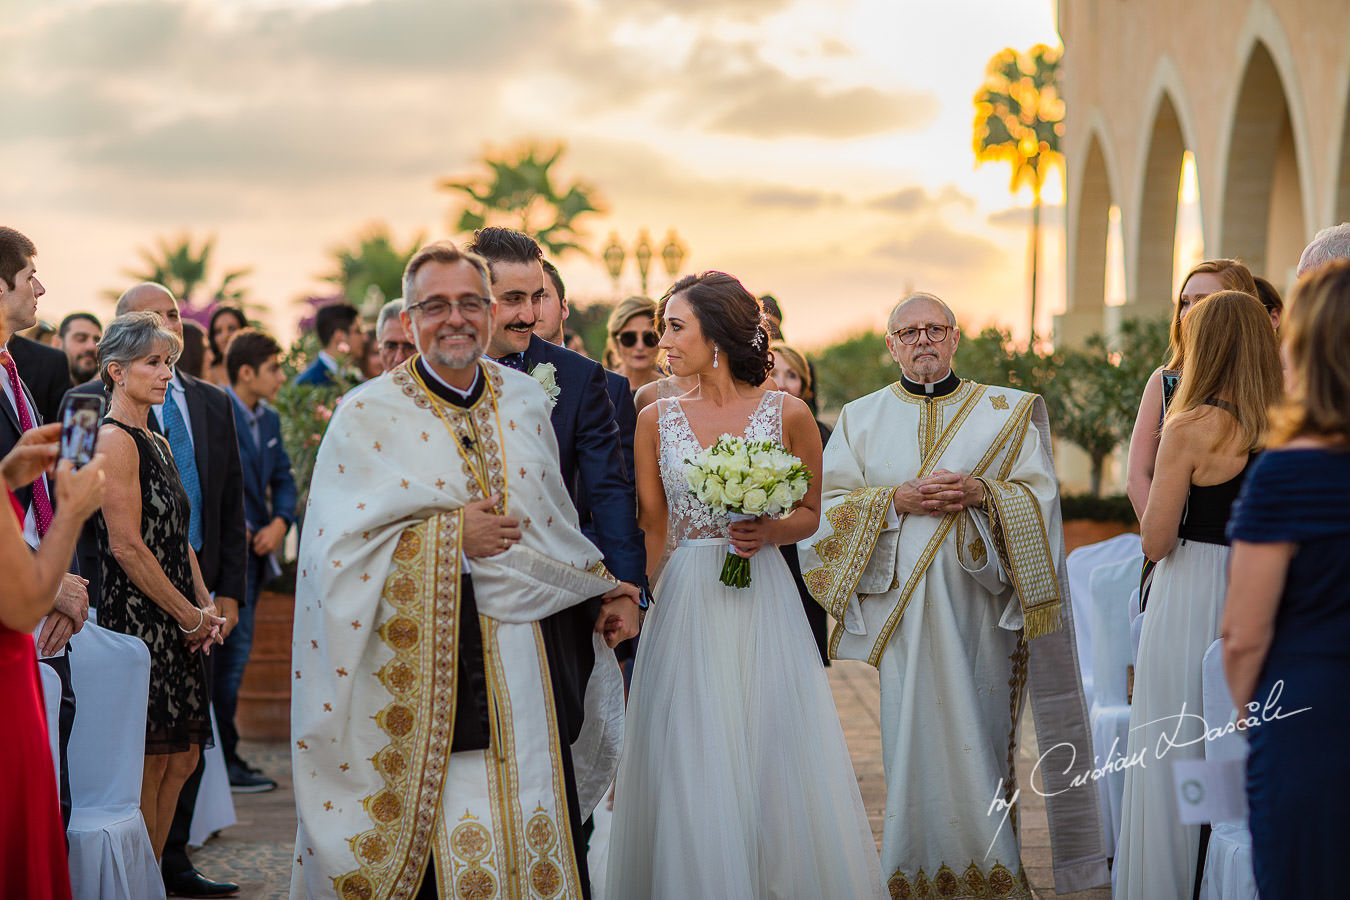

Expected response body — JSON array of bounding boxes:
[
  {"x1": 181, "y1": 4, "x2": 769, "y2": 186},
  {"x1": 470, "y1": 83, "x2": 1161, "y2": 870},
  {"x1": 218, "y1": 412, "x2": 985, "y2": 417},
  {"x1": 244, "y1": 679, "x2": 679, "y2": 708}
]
[{"x1": 1056, "y1": 0, "x2": 1350, "y2": 345}]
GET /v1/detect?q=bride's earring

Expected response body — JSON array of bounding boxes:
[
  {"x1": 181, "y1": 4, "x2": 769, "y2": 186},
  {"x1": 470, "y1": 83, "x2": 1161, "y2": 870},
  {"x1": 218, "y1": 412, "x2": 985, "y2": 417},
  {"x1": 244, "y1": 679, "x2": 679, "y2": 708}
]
[{"x1": 712, "y1": 345, "x2": 719, "y2": 368}]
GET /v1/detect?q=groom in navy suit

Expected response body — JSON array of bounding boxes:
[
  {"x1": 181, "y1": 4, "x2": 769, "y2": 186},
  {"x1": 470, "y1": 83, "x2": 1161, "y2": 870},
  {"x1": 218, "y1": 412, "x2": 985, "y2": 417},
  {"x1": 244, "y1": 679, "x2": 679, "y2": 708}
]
[{"x1": 467, "y1": 227, "x2": 645, "y2": 895}]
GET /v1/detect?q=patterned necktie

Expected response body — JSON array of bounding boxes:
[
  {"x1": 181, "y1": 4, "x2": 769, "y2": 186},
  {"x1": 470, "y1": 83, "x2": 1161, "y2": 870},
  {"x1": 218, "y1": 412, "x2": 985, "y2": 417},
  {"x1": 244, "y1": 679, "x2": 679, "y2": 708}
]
[
  {"x1": 0, "y1": 349, "x2": 53, "y2": 536},
  {"x1": 497, "y1": 352, "x2": 526, "y2": 371},
  {"x1": 161, "y1": 383, "x2": 204, "y2": 551}
]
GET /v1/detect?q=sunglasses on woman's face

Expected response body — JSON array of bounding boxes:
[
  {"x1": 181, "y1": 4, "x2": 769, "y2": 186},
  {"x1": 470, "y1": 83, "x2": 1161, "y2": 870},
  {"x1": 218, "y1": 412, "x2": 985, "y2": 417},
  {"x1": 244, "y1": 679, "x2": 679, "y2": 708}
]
[{"x1": 618, "y1": 330, "x2": 659, "y2": 349}]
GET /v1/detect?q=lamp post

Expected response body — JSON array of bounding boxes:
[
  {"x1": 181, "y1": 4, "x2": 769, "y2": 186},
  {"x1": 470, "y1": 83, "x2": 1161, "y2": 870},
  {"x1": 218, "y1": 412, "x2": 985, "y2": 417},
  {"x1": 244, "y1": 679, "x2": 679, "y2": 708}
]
[
  {"x1": 660, "y1": 229, "x2": 686, "y2": 281},
  {"x1": 602, "y1": 232, "x2": 626, "y2": 294},
  {"x1": 634, "y1": 229, "x2": 653, "y2": 296},
  {"x1": 601, "y1": 228, "x2": 687, "y2": 296}
]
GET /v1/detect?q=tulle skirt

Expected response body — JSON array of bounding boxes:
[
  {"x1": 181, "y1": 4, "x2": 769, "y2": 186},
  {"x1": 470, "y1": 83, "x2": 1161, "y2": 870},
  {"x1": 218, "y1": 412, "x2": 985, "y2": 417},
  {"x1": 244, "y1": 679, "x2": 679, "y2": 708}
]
[
  {"x1": 1114, "y1": 539, "x2": 1230, "y2": 900},
  {"x1": 606, "y1": 539, "x2": 883, "y2": 899}
]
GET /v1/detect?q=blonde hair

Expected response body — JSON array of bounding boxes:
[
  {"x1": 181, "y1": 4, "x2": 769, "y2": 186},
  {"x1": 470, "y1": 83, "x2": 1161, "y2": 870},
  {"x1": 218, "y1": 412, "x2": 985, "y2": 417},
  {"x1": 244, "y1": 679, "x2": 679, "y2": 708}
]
[
  {"x1": 770, "y1": 342, "x2": 812, "y2": 396},
  {"x1": 604, "y1": 295, "x2": 657, "y2": 369},
  {"x1": 1166, "y1": 259, "x2": 1258, "y2": 370},
  {"x1": 1270, "y1": 259, "x2": 1350, "y2": 446},
  {"x1": 1163, "y1": 290, "x2": 1281, "y2": 453}
]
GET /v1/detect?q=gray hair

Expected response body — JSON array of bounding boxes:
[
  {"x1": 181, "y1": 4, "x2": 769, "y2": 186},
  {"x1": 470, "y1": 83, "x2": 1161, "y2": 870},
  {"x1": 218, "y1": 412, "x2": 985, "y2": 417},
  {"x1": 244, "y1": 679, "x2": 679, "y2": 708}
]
[
  {"x1": 888, "y1": 291, "x2": 957, "y2": 332},
  {"x1": 401, "y1": 242, "x2": 492, "y2": 310},
  {"x1": 98, "y1": 311, "x2": 183, "y2": 390},
  {"x1": 377, "y1": 298, "x2": 405, "y2": 335},
  {"x1": 1298, "y1": 223, "x2": 1350, "y2": 276}
]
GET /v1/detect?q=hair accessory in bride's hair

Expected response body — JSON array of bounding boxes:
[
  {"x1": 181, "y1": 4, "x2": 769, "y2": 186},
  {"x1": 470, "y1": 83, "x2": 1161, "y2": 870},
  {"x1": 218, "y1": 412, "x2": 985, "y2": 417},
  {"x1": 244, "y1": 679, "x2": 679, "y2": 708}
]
[{"x1": 751, "y1": 327, "x2": 766, "y2": 349}]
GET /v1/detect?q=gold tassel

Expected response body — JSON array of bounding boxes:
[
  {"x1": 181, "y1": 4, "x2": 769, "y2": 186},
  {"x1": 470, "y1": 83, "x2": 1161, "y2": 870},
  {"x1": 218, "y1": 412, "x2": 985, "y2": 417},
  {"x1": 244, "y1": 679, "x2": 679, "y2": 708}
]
[{"x1": 1022, "y1": 602, "x2": 1062, "y2": 640}]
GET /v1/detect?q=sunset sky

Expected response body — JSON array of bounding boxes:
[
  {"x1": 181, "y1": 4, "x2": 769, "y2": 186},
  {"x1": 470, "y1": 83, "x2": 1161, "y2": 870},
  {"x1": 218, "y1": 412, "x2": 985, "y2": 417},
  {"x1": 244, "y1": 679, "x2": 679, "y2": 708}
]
[{"x1": 1, "y1": 0, "x2": 1068, "y2": 348}]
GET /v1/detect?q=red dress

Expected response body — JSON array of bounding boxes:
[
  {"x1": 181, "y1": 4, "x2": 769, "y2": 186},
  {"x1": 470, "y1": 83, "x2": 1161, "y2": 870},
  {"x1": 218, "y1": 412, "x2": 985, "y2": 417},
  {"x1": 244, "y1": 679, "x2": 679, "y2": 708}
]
[{"x1": 0, "y1": 488, "x2": 72, "y2": 899}]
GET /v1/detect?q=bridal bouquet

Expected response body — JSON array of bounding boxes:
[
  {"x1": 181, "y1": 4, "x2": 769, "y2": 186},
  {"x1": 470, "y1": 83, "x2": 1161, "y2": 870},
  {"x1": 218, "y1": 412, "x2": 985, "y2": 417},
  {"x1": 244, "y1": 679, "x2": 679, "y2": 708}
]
[{"x1": 685, "y1": 436, "x2": 811, "y2": 588}]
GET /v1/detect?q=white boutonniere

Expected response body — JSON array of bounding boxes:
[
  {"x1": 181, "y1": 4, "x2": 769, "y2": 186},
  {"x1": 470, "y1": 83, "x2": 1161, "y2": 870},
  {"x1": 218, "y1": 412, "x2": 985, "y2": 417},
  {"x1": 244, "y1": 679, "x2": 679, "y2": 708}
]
[{"x1": 529, "y1": 362, "x2": 561, "y2": 411}]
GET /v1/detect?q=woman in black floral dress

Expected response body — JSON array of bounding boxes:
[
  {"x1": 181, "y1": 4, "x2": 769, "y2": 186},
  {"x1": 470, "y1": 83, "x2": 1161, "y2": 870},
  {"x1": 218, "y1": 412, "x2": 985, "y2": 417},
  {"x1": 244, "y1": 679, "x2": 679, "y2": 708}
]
[{"x1": 94, "y1": 312, "x2": 225, "y2": 859}]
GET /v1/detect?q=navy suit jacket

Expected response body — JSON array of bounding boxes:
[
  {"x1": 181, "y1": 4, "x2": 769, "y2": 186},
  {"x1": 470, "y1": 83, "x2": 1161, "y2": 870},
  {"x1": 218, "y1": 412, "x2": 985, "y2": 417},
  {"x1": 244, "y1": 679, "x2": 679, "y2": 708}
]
[
  {"x1": 227, "y1": 391, "x2": 298, "y2": 538},
  {"x1": 518, "y1": 334, "x2": 645, "y2": 746},
  {"x1": 521, "y1": 334, "x2": 645, "y2": 585},
  {"x1": 294, "y1": 357, "x2": 336, "y2": 387},
  {"x1": 65, "y1": 372, "x2": 248, "y2": 606}
]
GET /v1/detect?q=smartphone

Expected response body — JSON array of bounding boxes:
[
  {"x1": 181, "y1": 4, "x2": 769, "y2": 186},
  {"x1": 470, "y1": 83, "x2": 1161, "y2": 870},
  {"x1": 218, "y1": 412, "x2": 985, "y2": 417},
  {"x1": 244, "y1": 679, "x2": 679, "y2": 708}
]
[{"x1": 59, "y1": 394, "x2": 106, "y2": 468}]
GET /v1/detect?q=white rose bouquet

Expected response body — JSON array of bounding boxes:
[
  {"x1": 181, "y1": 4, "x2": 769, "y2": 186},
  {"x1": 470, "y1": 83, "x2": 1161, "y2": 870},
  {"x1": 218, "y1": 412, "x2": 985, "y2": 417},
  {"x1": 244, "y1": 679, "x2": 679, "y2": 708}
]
[
  {"x1": 684, "y1": 435, "x2": 811, "y2": 588},
  {"x1": 529, "y1": 362, "x2": 561, "y2": 412}
]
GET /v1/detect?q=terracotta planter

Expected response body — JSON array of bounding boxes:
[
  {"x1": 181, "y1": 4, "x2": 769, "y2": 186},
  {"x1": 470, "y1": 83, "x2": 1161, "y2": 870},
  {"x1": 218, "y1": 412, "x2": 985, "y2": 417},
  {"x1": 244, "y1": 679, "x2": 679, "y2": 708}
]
[
  {"x1": 237, "y1": 589, "x2": 294, "y2": 742},
  {"x1": 1062, "y1": 519, "x2": 1138, "y2": 554}
]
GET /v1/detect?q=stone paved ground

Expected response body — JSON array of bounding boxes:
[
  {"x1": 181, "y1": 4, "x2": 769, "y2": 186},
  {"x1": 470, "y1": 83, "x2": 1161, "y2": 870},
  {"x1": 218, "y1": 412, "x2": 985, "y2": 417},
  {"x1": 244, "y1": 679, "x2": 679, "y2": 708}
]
[{"x1": 193, "y1": 663, "x2": 1110, "y2": 899}]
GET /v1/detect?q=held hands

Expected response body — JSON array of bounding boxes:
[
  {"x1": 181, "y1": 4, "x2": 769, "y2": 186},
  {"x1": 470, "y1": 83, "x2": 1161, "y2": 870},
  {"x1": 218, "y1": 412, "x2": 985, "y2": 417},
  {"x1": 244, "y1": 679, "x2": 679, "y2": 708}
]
[
  {"x1": 462, "y1": 494, "x2": 522, "y2": 558},
  {"x1": 181, "y1": 601, "x2": 227, "y2": 654},
  {"x1": 894, "y1": 470, "x2": 985, "y2": 517},
  {"x1": 215, "y1": 596, "x2": 240, "y2": 641},
  {"x1": 595, "y1": 582, "x2": 642, "y2": 648},
  {"x1": 39, "y1": 574, "x2": 91, "y2": 653}
]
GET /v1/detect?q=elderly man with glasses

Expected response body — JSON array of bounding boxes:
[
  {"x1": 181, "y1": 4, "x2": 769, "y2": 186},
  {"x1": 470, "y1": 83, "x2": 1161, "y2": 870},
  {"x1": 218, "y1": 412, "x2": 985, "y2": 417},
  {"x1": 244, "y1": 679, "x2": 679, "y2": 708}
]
[{"x1": 802, "y1": 291, "x2": 1106, "y2": 897}]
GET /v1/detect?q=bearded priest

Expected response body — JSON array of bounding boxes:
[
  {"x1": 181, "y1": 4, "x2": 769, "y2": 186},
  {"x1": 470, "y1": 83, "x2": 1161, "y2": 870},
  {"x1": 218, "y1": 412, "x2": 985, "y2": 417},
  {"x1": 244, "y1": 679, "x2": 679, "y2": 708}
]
[
  {"x1": 290, "y1": 242, "x2": 638, "y2": 900},
  {"x1": 802, "y1": 293, "x2": 1107, "y2": 897}
]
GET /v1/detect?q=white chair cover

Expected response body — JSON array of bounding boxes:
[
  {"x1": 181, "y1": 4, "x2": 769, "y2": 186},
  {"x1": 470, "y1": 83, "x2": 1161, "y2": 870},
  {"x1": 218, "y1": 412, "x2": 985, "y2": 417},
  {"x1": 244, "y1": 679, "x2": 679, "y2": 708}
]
[
  {"x1": 1130, "y1": 613, "x2": 1143, "y2": 666},
  {"x1": 1086, "y1": 556, "x2": 1138, "y2": 856},
  {"x1": 188, "y1": 706, "x2": 236, "y2": 847},
  {"x1": 65, "y1": 621, "x2": 166, "y2": 900},
  {"x1": 1066, "y1": 532, "x2": 1142, "y2": 710},
  {"x1": 1199, "y1": 640, "x2": 1258, "y2": 900},
  {"x1": 38, "y1": 659, "x2": 63, "y2": 795}
]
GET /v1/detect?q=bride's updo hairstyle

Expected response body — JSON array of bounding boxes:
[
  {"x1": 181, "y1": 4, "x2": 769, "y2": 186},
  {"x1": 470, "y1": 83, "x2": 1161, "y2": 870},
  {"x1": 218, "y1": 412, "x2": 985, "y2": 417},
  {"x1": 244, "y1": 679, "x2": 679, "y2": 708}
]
[{"x1": 657, "y1": 271, "x2": 772, "y2": 386}]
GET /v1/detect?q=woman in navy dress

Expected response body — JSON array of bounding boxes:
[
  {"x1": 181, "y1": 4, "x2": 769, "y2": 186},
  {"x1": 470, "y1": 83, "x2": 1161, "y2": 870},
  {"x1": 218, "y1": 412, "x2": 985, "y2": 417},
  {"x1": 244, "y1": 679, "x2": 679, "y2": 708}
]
[{"x1": 1223, "y1": 259, "x2": 1350, "y2": 900}]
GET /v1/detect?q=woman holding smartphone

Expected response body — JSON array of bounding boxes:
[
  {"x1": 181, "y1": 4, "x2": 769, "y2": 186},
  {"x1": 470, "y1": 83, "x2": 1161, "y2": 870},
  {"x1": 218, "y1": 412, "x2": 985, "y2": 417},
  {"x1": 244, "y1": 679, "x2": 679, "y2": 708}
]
[{"x1": 94, "y1": 312, "x2": 225, "y2": 861}]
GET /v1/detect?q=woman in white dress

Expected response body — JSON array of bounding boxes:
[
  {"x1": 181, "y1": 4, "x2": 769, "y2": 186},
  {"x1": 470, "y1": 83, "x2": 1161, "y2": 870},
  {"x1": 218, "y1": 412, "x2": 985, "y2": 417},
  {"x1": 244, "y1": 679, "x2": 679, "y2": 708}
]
[{"x1": 607, "y1": 272, "x2": 883, "y2": 899}]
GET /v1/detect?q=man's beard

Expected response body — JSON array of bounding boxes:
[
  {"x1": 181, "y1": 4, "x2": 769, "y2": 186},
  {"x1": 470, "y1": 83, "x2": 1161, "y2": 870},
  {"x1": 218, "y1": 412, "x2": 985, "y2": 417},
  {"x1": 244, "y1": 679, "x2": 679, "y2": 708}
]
[
  {"x1": 73, "y1": 353, "x2": 98, "y2": 380},
  {"x1": 423, "y1": 324, "x2": 485, "y2": 371}
]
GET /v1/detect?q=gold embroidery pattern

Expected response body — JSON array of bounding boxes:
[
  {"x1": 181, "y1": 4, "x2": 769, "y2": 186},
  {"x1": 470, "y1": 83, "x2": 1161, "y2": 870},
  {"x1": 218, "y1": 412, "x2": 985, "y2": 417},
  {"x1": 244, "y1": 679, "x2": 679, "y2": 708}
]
[
  {"x1": 804, "y1": 485, "x2": 896, "y2": 619},
  {"x1": 984, "y1": 479, "x2": 1061, "y2": 639},
  {"x1": 886, "y1": 860, "x2": 1031, "y2": 899},
  {"x1": 529, "y1": 628, "x2": 583, "y2": 897},
  {"x1": 445, "y1": 812, "x2": 499, "y2": 899},
  {"x1": 990, "y1": 393, "x2": 1009, "y2": 410},
  {"x1": 334, "y1": 513, "x2": 464, "y2": 900},
  {"x1": 402, "y1": 361, "x2": 510, "y2": 513}
]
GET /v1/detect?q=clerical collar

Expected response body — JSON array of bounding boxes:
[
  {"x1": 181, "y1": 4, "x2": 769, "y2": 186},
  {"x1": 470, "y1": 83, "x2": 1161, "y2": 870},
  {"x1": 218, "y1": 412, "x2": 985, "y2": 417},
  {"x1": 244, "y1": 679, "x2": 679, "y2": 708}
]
[
  {"x1": 900, "y1": 369, "x2": 960, "y2": 398},
  {"x1": 416, "y1": 357, "x2": 483, "y2": 408}
]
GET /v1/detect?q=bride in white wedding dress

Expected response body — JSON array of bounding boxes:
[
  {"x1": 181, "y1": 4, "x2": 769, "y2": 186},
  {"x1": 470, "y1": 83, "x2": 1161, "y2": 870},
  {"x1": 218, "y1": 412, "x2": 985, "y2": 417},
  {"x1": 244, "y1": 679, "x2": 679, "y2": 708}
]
[{"x1": 606, "y1": 272, "x2": 883, "y2": 899}]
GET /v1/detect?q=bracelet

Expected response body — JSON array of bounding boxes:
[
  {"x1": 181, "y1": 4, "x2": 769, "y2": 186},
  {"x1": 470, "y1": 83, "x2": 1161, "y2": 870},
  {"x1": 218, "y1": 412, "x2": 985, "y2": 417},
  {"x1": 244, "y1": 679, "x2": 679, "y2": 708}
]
[{"x1": 179, "y1": 607, "x2": 205, "y2": 634}]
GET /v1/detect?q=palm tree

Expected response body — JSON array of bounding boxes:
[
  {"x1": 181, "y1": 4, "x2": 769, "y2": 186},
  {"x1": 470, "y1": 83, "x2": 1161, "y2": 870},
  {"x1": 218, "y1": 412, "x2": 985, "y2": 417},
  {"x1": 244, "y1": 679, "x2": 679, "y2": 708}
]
[
  {"x1": 322, "y1": 224, "x2": 424, "y2": 315},
  {"x1": 439, "y1": 142, "x2": 604, "y2": 257},
  {"x1": 973, "y1": 44, "x2": 1064, "y2": 340},
  {"x1": 117, "y1": 234, "x2": 251, "y2": 324}
]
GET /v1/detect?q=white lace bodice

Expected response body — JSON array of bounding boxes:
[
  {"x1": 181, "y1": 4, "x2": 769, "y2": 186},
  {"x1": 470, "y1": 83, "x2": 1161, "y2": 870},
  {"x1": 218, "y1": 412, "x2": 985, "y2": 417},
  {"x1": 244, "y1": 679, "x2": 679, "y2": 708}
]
[{"x1": 657, "y1": 392, "x2": 785, "y2": 542}]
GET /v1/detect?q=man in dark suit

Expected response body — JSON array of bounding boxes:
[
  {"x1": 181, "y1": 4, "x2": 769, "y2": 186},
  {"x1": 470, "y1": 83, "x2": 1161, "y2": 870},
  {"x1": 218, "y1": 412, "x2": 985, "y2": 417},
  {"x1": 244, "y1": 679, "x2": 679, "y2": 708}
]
[
  {"x1": 55, "y1": 312, "x2": 103, "y2": 387},
  {"x1": 7, "y1": 330, "x2": 73, "y2": 426},
  {"x1": 467, "y1": 228, "x2": 644, "y2": 896},
  {"x1": 218, "y1": 328, "x2": 296, "y2": 794},
  {"x1": 293, "y1": 302, "x2": 363, "y2": 387},
  {"x1": 67, "y1": 282, "x2": 247, "y2": 898},
  {"x1": 0, "y1": 226, "x2": 86, "y2": 830}
]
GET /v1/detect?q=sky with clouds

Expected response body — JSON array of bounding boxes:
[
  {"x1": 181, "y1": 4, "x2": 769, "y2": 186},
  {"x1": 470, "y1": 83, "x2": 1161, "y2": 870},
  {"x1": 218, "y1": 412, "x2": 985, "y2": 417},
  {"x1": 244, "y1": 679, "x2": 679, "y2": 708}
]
[{"x1": 1, "y1": 0, "x2": 1065, "y2": 347}]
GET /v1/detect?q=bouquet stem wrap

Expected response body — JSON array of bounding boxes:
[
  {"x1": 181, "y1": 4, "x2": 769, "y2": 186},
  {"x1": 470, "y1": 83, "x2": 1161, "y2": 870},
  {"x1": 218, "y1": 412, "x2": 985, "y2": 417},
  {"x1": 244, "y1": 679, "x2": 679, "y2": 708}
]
[{"x1": 722, "y1": 513, "x2": 756, "y2": 588}]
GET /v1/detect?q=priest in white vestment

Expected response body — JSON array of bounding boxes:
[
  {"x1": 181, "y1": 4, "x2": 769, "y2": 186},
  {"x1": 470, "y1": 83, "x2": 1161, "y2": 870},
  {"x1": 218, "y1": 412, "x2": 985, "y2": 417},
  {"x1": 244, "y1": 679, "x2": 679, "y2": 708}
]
[
  {"x1": 290, "y1": 243, "x2": 636, "y2": 900},
  {"x1": 803, "y1": 293, "x2": 1107, "y2": 897}
]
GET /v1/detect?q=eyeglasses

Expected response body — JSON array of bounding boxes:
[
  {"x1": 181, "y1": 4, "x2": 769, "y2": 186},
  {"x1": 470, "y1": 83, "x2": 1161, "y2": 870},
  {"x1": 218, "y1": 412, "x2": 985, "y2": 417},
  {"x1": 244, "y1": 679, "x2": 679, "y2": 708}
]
[
  {"x1": 890, "y1": 324, "x2": 950, "y2": 345},
  {"x1": 617, "y1": 330, "x2": 659, "y2": 349},
  {"x1": 406, "y1": 297, "x2": 489, "y2": 319}
]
